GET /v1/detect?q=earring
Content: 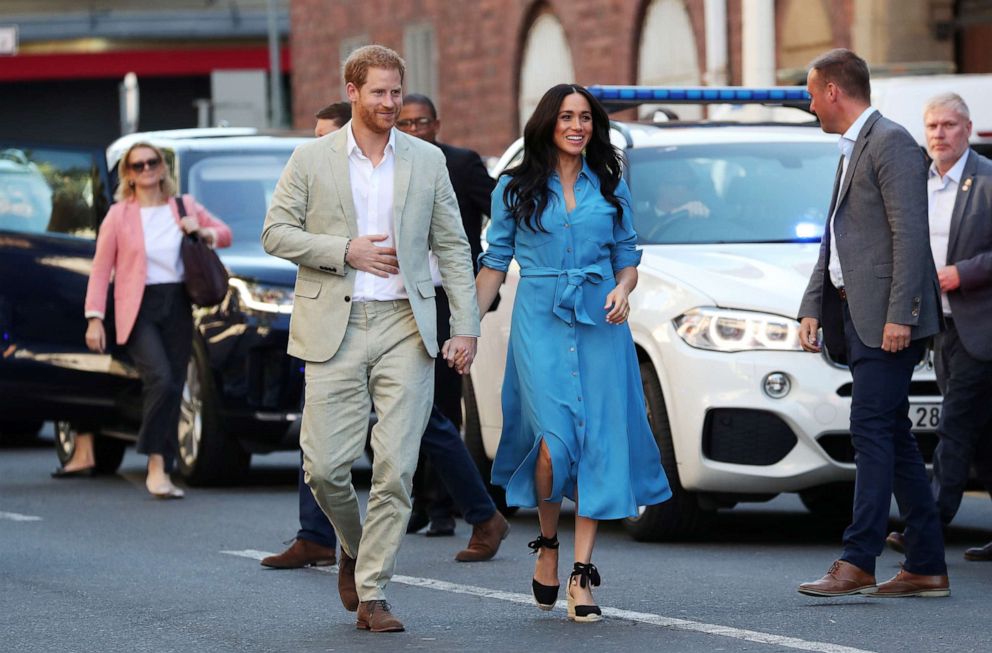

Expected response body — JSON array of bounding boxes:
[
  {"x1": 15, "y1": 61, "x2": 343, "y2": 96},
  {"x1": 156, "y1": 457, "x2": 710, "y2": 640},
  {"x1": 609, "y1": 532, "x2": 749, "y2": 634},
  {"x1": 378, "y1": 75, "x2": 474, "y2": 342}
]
[{"x1": 128, "y1": 179, "x2": 135, "y2": 188}]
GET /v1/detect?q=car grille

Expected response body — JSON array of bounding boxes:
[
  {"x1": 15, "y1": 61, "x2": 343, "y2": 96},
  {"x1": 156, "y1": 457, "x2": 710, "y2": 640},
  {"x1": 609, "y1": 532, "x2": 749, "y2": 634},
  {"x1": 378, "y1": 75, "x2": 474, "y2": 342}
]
[
  {"x1": 817, "y1": 432, "x2": 939, "y2": 464},
  {"x1": 702, "y1": 409, "x2": 798, "y2": 466}
]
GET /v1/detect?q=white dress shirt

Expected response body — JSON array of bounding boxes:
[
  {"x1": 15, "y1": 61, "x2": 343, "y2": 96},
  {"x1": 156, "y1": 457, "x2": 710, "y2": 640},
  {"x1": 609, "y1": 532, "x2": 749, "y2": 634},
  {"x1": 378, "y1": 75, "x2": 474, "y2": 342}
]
[
  {"x1": 927, "y1": 149, "x2": 969, "y2": 315},
  {"x1": 828, "y1": 106, "x2": 876, "y2": 289},
  {"x1": 347, "y1": 125, "x2": 407, "y2": 302},
  {"x1": 140, "y1": 204, "x2": 184, "y2": 284}
]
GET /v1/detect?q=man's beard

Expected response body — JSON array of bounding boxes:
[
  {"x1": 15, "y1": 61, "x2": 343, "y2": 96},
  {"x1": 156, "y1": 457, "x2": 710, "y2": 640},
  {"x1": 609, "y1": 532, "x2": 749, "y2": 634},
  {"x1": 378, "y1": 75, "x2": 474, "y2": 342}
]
[{"x1": 359, "y1": 103, "x2": 396, "y2": 134}]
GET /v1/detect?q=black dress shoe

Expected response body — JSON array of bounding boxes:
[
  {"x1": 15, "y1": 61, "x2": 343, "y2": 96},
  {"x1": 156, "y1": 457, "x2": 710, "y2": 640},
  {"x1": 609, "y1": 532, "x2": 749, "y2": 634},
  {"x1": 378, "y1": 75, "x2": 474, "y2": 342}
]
[
  {"x1": 964, "y1": 541, "x2": 992, "y2": 561},
  {"x1": 426, "y1": 516, "x2": 456, "y2": 537},
  {"x1": 406, "y1": 510, "x2": 429, "y2": 534},
  {"x1": 51, "y1": 467, "x2": 95, "y2": 478}
]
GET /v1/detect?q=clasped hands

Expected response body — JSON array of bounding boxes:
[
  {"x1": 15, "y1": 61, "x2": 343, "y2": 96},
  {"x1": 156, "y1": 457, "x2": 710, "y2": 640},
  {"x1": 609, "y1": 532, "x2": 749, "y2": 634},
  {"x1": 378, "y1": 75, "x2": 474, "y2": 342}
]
[{"x1": 442, "y1": 336, "x2": 478, "y2": 376}]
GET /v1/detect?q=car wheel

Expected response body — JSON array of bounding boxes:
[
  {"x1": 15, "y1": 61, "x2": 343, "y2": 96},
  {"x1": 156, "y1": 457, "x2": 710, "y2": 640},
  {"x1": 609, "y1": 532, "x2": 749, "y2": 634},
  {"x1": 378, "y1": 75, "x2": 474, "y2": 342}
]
[
  {"x1": 177, "y1": 341, "x2": 250, "y2": 485},
  {"x1": 54, "y1": 420, "x2": 126, "y2": 474},
  {"x1": 623, "y1": 361, "x2": 707, "y2": 541},
  {"x1": 0, "y1": 419, "x2": 44, "y2": 445},
  {"x1": 799, "y1": 482, "x2": 855, "y2": 523},
  {"x1": 462, "y1": 375, "x2": 517, "y2": 518}
]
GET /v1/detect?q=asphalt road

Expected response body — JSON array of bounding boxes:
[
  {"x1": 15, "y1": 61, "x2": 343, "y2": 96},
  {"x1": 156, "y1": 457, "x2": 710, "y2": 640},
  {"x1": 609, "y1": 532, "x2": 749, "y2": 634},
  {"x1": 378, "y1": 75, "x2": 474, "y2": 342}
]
[{"x1": 2, "y1": 430, "x2": 991, "y2": 653}]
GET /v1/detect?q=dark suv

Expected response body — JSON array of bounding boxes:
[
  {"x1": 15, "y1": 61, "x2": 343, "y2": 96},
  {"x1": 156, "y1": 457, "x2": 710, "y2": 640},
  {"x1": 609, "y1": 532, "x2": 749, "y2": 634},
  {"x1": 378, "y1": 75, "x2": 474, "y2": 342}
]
[{"x1": 0, "y1": 129, "x2": 310, "y2": 483}]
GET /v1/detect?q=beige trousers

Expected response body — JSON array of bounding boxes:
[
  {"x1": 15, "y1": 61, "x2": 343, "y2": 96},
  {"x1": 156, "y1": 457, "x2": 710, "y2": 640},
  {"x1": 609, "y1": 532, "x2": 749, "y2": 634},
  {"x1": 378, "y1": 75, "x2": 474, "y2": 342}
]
[{"x1": 300, "y1": 300, "x2": 434, "y2": 601}]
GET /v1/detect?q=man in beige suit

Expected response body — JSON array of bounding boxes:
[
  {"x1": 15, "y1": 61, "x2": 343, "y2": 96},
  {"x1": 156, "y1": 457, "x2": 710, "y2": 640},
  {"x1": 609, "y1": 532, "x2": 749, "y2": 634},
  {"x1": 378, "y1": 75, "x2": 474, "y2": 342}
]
[{"x1": 261, "y1": 45, "x2": 480, "y2": 633}]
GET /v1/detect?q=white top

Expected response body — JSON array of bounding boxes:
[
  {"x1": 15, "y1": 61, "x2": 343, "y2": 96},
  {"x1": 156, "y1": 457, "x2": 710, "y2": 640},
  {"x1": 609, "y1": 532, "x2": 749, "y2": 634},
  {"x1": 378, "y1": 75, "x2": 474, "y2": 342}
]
[
  {"x1": 347, "y1": 125, "x2": 406, "y2": 302},
  {"x1": 828, "y1": 107, "x2": 876, "y2": 289},
  {"x1": 927, "y1": 149, "x2": 969, "y2": 315},
  {"x1": 140, "y1": 204, "x2": 184, "y2": 284}
]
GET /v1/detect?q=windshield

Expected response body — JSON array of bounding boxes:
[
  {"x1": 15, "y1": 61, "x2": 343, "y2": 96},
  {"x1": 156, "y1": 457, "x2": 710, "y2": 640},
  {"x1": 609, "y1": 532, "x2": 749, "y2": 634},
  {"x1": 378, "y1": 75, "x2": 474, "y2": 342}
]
[
  {"x1": 186, "y1": 152, "x2": 294, "y2": 254},
  {"x1": 0, "y1": 146, "x2": 106, "y2": 239},
  {"x1": 627, "y1": 141, "x2": 838, "y2": 245}
]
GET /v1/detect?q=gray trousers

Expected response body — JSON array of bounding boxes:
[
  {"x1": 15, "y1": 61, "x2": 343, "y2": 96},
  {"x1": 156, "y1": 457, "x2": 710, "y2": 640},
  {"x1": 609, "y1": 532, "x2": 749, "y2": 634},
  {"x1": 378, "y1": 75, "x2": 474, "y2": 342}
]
[{"x1": 301, "y1": 300, "x2": 434, "y2": 602}]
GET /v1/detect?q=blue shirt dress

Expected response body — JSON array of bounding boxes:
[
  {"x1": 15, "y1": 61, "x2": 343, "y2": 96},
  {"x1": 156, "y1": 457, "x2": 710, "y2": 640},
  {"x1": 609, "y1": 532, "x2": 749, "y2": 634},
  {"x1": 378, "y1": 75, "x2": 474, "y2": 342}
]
[{"x1": 479, "y1": 161, "x2": 672, "y2": 520}]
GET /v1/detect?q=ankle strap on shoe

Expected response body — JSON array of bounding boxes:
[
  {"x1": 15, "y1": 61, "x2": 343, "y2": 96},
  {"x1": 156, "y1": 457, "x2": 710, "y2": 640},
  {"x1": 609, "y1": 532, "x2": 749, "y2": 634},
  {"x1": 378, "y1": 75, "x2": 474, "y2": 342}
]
[
  {"x1": 527, "y1": 534, "x2": 559, "y2": 553},
  {"x1": 570, "y1": 562, "x2": 601, "y2": 588}
]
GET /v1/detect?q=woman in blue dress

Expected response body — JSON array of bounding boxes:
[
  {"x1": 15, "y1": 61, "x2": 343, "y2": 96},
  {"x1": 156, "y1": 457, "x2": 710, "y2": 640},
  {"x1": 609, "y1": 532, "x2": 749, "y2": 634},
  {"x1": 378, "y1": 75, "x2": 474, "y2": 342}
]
[{"x1": 474, "y1": 84, "x2": 671, "y2": 622}]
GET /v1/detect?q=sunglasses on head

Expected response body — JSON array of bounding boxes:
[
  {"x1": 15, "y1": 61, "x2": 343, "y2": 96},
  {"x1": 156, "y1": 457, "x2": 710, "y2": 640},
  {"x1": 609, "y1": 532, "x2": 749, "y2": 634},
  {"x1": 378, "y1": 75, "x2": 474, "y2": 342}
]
[{"x1": 128, "y1": 157, "x2": 161, "y2": 173}]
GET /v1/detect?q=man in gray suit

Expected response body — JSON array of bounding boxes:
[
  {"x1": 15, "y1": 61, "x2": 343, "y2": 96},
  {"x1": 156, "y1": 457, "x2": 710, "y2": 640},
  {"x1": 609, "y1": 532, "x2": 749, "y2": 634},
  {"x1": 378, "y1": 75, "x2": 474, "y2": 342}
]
[
  {"x1": 262, "y1": 45, "x2": 480, "y2": 632},
  {"x1": 886, "y1": 93, "x2": 992, "y2": 561},
  {"x1": 795, "y1": 49, "x2": 949, "y2": 598}
]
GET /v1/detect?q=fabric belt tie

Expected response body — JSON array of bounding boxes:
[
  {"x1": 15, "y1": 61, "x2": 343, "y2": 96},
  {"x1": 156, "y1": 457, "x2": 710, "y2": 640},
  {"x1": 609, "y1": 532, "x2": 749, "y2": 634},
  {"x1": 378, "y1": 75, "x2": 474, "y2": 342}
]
[{"x1": 520, "y1": 264, "x2": 605, "y2": 325}]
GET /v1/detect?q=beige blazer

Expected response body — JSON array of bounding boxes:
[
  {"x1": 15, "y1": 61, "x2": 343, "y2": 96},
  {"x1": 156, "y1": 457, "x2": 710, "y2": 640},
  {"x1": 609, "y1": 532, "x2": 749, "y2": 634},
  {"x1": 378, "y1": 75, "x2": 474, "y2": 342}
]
[{"x1": 261, "y1": 124, "x2": 480, "y2": 362}]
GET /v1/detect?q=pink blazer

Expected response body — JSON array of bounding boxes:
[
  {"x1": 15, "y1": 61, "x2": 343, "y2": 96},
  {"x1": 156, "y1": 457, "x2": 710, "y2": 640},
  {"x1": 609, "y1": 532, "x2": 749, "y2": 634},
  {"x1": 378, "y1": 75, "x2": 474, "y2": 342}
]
[{"x1": 84, "y1": 195, "x2": 233, "y2": 345}]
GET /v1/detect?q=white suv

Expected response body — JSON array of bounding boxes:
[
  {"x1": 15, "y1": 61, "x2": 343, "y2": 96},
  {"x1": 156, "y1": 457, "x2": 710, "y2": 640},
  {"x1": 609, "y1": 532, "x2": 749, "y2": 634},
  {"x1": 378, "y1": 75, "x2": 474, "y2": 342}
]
[{"x1": 464, "y1": 86, "x2": 941, "y2": 540}]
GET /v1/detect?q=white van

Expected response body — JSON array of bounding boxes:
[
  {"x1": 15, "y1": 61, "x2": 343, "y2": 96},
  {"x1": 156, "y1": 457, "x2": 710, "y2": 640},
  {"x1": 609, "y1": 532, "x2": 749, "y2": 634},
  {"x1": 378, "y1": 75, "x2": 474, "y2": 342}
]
[{"x1": 871, "y1": 74, "x2": 992, "y2": 151}]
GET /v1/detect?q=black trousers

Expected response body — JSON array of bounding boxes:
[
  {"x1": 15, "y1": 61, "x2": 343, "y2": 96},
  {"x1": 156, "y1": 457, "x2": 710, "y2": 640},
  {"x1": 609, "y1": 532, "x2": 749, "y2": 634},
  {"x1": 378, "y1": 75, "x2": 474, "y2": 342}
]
[
  {"x1": 931, "y1": 318, "x2": 992, "y2": 524},
  {"x1": 411, "y1": 286, "x2": 497, "y2": 525},
  {"x1": 125, "y1": 283, "x2": 193, "y2": 463}
]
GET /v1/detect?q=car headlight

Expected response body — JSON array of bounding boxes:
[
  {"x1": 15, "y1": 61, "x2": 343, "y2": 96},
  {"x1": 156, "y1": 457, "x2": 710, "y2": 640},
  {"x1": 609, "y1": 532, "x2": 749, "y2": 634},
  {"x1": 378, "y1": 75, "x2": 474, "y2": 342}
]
[
  {"x1": 229, "y1": 278, "x2": 293, "y2": 314},
  {"x1": 673, "y1": 307, "x2": 802, "y2": 352}
]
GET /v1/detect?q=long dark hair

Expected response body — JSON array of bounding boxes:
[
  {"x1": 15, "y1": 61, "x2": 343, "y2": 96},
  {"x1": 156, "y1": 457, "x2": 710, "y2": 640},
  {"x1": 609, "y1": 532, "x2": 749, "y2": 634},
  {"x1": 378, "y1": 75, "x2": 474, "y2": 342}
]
[{"x1": 502, "y1": 84, "x2": 625, "y2": 232}]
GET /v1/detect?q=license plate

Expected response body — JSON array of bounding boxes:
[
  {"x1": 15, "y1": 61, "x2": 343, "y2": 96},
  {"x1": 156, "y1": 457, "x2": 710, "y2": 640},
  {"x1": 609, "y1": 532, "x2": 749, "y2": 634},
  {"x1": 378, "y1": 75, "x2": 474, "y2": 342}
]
[{"x1": 910, "y1": 402, "x2": 942, "y2": 431}]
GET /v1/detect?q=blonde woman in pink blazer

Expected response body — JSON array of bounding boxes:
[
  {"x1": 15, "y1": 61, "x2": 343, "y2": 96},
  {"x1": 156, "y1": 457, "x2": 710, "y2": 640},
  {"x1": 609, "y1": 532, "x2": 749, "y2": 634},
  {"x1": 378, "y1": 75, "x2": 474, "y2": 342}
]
[{"x1": 58, "y1": 142, "x2": 231, "y2": 498}]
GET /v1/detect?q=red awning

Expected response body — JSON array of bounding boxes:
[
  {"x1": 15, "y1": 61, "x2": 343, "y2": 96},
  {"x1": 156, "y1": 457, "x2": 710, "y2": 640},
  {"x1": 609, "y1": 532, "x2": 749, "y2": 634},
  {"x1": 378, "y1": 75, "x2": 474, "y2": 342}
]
[{"x1": 0, "y1": 45, "x2": 291, "y2": 82}]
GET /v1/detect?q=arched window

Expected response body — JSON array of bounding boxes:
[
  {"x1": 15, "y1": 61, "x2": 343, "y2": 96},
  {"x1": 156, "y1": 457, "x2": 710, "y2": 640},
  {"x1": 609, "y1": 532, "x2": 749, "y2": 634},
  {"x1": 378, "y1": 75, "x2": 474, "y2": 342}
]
[
  {"x1": 637, "y1": 0, "x2": 702, "y2": 120},
  {"x1": 778, "y1": 0, "x2": 833, "y2": 78},
  {"x1": 518, "y1": 9, "x2": 575, "y2": 128}
]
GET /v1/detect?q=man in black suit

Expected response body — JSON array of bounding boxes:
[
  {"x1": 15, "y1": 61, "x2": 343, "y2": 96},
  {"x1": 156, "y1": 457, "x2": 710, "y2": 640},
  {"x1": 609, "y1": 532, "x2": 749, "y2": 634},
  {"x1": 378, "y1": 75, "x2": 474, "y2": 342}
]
[
  {"x1": 395, "y1": 93, "x2": 507, "y2": 559},
  {"x1": 796, "y1": 49, "x2": 948, "y2": 598},
  {"x1": 886, "y1": 92, "x2": 992, "y2": 561}
]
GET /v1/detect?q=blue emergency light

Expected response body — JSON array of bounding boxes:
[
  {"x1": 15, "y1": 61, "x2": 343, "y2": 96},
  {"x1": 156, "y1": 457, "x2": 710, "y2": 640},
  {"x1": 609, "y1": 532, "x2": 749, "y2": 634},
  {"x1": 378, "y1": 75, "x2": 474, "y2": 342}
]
[{"x1": 586, "y1": 85, "x2": 812, "y2": 113}]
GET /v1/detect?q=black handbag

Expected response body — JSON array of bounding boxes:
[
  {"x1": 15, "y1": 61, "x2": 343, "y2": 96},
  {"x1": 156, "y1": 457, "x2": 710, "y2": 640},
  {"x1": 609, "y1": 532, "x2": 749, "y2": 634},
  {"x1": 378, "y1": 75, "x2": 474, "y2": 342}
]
[{"x1": 176, "y1": 195, "x2": 229, "y2": 307}]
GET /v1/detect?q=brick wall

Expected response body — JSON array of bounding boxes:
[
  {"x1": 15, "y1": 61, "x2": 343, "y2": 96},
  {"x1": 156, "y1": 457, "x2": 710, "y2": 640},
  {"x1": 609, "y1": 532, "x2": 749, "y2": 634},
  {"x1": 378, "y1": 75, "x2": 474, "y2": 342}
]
[{"x1": 290, "y1": 0, "x2": 715, "y2": 157}]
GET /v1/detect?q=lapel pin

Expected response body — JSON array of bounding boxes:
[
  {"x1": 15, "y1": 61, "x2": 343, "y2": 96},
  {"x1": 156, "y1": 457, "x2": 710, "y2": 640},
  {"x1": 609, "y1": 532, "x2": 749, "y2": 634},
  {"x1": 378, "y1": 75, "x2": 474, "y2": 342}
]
[{"x1": 962, "y1": 178, "x2": 972, "y2": 192}]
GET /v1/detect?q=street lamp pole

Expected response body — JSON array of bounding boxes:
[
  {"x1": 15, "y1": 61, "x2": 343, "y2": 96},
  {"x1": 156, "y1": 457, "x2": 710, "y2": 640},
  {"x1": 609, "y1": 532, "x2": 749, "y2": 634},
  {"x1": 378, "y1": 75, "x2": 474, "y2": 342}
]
[{"x1": 266, "y1": 0, "x2": 284, "y2": 128}]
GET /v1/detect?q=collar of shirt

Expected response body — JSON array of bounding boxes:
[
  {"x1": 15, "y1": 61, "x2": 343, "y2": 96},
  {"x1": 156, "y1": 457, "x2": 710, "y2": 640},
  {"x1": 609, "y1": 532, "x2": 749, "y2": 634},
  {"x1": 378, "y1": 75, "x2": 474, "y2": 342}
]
[
  {"x1": 928, "y1": 148, "x2": 969, "y2": 187},
  {"x1": 837, "y1": 106, "x2": 876, "y2": 159},
  {"x1": 346, "y1": 123, "x2": 396, "y2": 162},
  {"x1": 550, "y1": 158, "x2": 598, "y2": 187}
]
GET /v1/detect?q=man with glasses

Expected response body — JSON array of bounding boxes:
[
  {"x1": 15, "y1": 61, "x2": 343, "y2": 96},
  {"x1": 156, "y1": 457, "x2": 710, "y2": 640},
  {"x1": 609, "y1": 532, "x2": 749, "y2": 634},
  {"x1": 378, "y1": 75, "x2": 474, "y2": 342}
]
[{"x1": 395, "y1": 94, "x2": 509, "y2": 559}]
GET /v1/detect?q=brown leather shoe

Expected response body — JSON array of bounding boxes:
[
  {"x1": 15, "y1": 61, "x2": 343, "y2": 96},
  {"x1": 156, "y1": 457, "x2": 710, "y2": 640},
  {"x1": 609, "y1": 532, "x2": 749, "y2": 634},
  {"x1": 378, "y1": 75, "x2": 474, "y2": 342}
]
[
  {"x1": 356, "y1": 600, "x2": 404, "y2": 632},
  {"x1": 875, "y1": 568, "x2": 949, "y2": 597},
  {"x1": 885, "y1": 531, "x2": 906, "y2": 554},
  {"x1": 455, "y1": 511, "x2": 510, "y2": 562},
  {"x1": 964, "y1": 540, "x2": 992, "y2": 561},
  {"x1": 260, "y1": 539, "x2": 336, "y2": 569},
  {"x1": 798, "y1": 560, "x2": 877, "y2": 597},
  {"x1": 338, "y1": 548, "x2": 359, "y2": 612}
]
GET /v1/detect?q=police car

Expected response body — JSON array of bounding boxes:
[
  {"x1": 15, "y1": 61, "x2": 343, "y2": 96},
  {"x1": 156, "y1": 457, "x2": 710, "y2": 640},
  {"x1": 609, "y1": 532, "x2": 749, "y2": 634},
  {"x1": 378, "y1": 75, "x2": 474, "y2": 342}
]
[{"x1": 464, "y1": 86, "x2": 942, "y2": 540}]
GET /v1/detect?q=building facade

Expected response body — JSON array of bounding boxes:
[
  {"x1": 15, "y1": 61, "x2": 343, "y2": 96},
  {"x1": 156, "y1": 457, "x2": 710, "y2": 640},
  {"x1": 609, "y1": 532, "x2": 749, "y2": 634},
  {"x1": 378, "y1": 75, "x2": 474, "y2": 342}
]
[
  {"x1": 290, "y1": 0, "x2": 992, "y2": 157},
  {"x1": 0, "y1": 0, "x2": 290, "y2": 145}
]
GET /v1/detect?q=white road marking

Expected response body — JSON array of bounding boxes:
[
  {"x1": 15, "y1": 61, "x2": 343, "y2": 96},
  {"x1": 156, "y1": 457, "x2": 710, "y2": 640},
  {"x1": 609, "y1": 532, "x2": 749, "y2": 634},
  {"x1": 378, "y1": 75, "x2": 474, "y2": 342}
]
[
  {"x1": 221, "y1": 549, "x2": 876, "y2": 653},
  {"x1": 0, "y1": 511, "x2": 42, "y2": 522}
]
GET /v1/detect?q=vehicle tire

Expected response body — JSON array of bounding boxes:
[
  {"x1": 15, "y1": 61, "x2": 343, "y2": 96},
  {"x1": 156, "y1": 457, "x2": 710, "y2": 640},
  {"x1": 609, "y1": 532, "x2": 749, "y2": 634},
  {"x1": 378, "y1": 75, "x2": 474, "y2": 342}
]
[
  {"x1": 54, "y1": 421, "x2": 126, "y2": 474},
  {"x1": 799, "y1": 482, "x2": 855, "y2": 523},
  {"x1": 623, "y1": 361, "x2": 707, "y2": 541},
  {"x1": 0, "y1": 419, "x2": 43, "y2": 445},
  {"x1": 462, "y1": 375, "x2": 517, "y2": 518},
  {"x1": 176, "y1": 340, "x2": 250, "y2": 485}
]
